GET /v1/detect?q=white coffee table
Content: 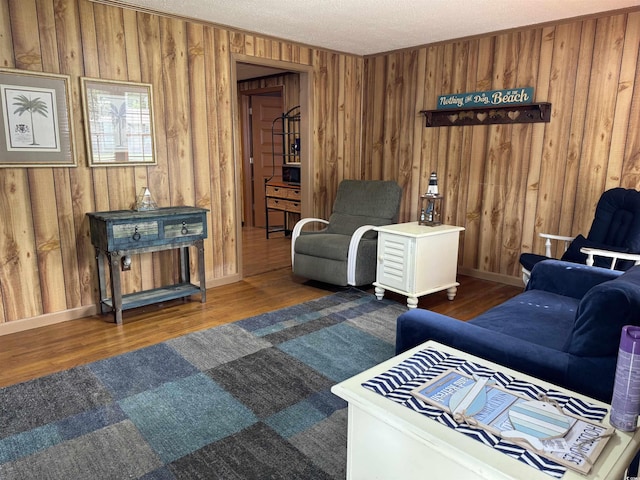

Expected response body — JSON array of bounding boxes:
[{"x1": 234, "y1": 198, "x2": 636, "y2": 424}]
[{"x1": 331, "y1": 341, "x2": 640, "y2": 480}]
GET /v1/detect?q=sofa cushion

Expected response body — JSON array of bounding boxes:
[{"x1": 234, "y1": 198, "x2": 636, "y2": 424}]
[
  {"x1": 470, "y1": 290, "x2": 578, "y2": 351},
  {"x1": 561, "y1": 234, "x2": 630, "y2": 269},
  {"x1": 564, "y1": 267, "x2": 640, "y2": 357}
]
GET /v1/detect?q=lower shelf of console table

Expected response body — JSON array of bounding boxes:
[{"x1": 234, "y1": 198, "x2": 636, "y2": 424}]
[{"x1": 99, "y1": 282, "x2": 203, "y2": 311}]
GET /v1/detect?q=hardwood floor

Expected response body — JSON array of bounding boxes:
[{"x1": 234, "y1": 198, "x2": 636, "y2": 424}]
[
  {"x1": 242, "y1": 226, "x2": 292, "y2": 278},
  {"x1": 0, "y1": 227, "x2": 523, "y2": 388}
]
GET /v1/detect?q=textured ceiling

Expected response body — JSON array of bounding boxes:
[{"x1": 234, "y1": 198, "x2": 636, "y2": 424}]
[{"x1": 97, "y1": 0, "x2": 640, "y2": 55}]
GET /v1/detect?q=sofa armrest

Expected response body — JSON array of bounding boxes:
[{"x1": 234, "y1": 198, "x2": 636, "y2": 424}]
[
  {"x1": 526, "y1": 259, "x2": 623, "y2": 299},
  {"x1": 396, "y1": 309, "x2": 571, "y2": 387}
]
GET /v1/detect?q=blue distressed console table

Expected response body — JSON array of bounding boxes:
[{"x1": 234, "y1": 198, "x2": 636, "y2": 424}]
[{"x1": 87, "y1": 206, "x2": 209, "y2": 324}]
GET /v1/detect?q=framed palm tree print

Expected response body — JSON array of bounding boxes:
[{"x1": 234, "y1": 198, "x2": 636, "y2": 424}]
[
  {"x1": 81, "y1": 78, "x2": 156, "y2": 167},
  {"x1": 0, "y1": 68, "x2": 76, "y2": 167}
]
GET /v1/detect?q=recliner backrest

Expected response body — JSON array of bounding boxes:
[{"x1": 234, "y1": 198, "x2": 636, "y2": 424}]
[
  {"x1": 326, "y1": 180, "x2": 402, "y2": 236},
  {"x1": 587, "y1": 188, "x2": 640, "y2": 252}
]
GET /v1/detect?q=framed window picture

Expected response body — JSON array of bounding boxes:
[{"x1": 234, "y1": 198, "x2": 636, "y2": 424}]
[
  {"x1": 0, "y1": 68, "x2": 76, "y2": 167},
  {"x1": 81, "y1": 77, "x2": 156, "y2": 167}
]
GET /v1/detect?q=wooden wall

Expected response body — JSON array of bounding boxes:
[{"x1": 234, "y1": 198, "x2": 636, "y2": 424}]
[
  {"x1": 362, "y1": 10, "x2": 640, "y2": 280},
  {"x1": 1, "y1": 0, "x2": 637, "y2": 330},
  {"x1": 238, "y1": 72, "x2": 300, "y2": 111},
  {"x1": 0, "y1": 0, "x2": 363, "y2": 328}
]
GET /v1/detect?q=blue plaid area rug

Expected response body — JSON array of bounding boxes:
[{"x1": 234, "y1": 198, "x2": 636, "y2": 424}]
[{"x1": 0, "y1": 289, "x2": 406, "y2": 480}]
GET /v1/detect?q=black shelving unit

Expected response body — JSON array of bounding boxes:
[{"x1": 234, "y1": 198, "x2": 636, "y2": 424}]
[{"x1": 272, "y1": 105, "x2": 300, "y2": 165}]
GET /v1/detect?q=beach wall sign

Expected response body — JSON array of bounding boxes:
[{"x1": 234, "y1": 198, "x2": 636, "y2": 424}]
[{"x1": 437, "y1": 87, "x2": 534, "y2": 110}]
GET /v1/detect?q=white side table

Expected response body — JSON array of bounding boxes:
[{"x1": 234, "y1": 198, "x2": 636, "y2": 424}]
[{"x1": 373, "y1": 222, "x2": 464, "y2": 308}]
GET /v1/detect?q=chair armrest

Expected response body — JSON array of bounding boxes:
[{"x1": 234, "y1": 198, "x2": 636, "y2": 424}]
[
  {"x1": 539, "y1": 233, "x2": 575, "y2": 257},
  {"x1": 347, "y1": 225, "x2": 376, "y2": 286},
  {"x1": 291, "y1": 218, "x2": 329, "y2": 267},
  {"x1": 580, "y1": 247, "x2": 640, "y2": 269},
  {"x1": 526, "y1": 259, "x2": 622, "y2": 299}
]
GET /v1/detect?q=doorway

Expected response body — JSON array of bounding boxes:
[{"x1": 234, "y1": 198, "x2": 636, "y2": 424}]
[{"x1": 232, "y1": 56, "x2": 313, "y2": 279}]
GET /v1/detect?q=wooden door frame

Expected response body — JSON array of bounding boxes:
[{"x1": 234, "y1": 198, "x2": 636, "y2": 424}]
[
  {"x1": 239, "y1": 86, "x2": 284, "y2": 227},
  {"x1": 231, "y1": 54, "x2": 314, "y2": 279}
]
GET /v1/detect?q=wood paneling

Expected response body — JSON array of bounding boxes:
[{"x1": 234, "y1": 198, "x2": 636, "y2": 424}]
[
  {"x1": 0, "y1": 0, "x2": 637, "y2": 329},
  {"x1": 362, "y1": 10, "x2": 640, "y2": 278},
  {"x1": 0, "y1": 0, "x2": 363, "y2": 328}
]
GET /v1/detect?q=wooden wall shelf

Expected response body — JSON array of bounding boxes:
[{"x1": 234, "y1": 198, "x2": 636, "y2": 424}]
[{"x1": 419, "y1": 102, "x2": 551, "y2": 127}]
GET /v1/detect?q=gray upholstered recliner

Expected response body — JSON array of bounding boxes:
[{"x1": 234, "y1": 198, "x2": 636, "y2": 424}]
[{"x1": 291, "y1": 179, "x2": 402, "y2": 286}]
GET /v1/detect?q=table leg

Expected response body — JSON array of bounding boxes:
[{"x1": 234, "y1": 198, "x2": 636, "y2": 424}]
[
  {"x1": 179, "y1": 246, "x2": 190, "y2": 284},
  {"x1": 107, "y1": 251, "x2": 123, "y2": 325},
  {"x1": 95, "y1": 249, "x2": 108, "y2": 314},
  {"x1": 407, "y1": 296, "x2": 419, "y2": 309},
  {"x1": 446, "y1": 286, "x2": 457, "y2": 300},
  {"x1": 196, "y1": 240, "x2": 206, "y2": 302}
]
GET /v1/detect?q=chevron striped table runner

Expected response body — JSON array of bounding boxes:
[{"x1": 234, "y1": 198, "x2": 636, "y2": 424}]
[{"x1": 361, "y1": 348, "x2": 609, "y2": 478}]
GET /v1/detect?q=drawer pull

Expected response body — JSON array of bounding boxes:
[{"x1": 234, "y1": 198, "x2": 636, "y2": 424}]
[
  {"x1": 181, "y1": 222, "x2": 189, "y2": 235},
  {"x1": 132, "y1": 227, "x2": 141, "y2": 241}
]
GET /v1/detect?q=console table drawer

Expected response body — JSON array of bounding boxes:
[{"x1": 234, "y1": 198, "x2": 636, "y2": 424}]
[
  {"x1": 164, "y1": 217, "x2": 205, "y2": 239},
  {"x1": 267, "y1": 197, "x2": 301, "y2": 213},
  {"x1": 88, "y1": 207, "x2": 208, "y2": 251},
  {"x1": 112, "y1": 221, "x2": 160, "y2": 247}
]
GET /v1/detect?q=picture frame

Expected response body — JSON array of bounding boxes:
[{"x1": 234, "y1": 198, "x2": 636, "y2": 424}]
[
  {"x1": 81, "y1": 77, "x2": 156, "y2": 167},
  {"x1": 0, "y1": 68, "x2": 76, "y2": 167}
]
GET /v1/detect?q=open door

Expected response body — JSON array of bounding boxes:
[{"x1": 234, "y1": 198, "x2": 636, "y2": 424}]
[
  {"x1": 251, "y1": 94, "x2": 284, "y2": 228},
  {"x1": 240, "y1": 90, "x2": 284, "y2": 228}
]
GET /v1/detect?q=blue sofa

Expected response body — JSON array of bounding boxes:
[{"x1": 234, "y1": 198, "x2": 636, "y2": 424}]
[{"x1": 395, "y1": 260, "x2": 640, "y2": 402}]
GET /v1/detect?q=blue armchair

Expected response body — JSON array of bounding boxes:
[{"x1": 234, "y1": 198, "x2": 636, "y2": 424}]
[{"x1": 396, "y1": 260, "x2": 640, "y2": 402}]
